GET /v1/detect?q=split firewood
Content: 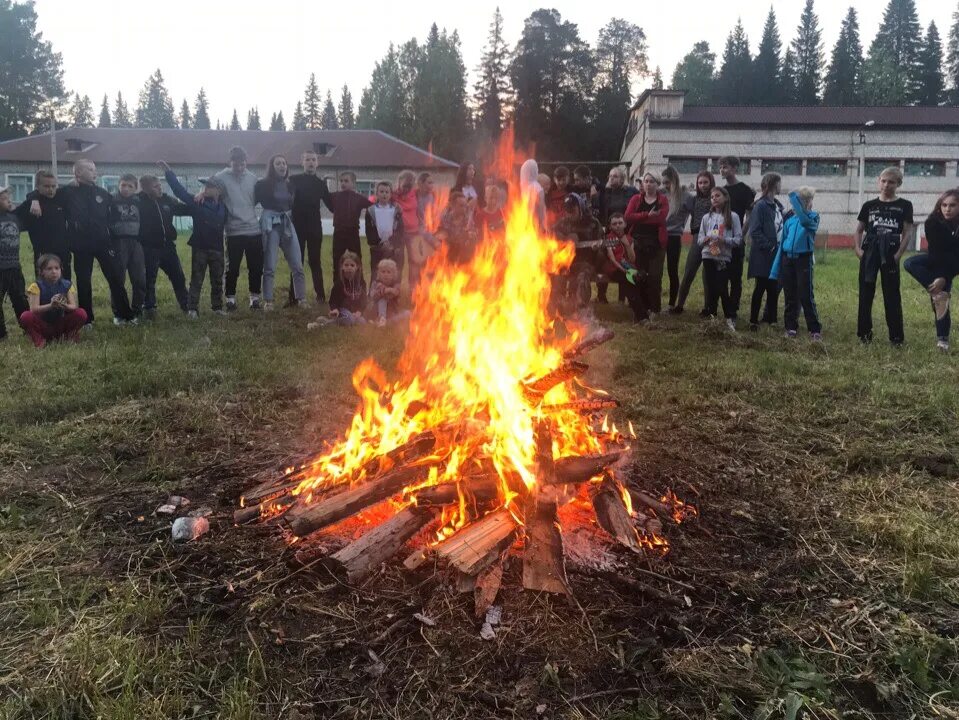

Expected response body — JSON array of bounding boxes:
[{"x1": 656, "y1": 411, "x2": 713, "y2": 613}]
[
  {"x1": 411, "y1": 477, "x2": 499, "y2": 507},
  {"x1": 522, "y1": 498, "x2": 570, "y2": 595},
  {"x1": 523, "y1": 361, "x2": 589, "y2": 399},
  {"x1": 474, "y1": 556, "x2": 505, "y2": 618},
  {"x1": 361, "y1": 430, "x2": 438, "y2": 477},
  {"x1": 240, "y1": 479, "x2": 302, "y2": 508},
  {"x1": 549, "y1": 451, "x2": 626, "y2": 485},
  {"x1": 562, "y1": 328, "x2": 615, "y2": 359},
  {"x1": 325, "y1": 507, "x2": 438, "y2": 582},
  {"x1": 432, "y1": 509, "x2": 519, "y2": 576},
  {"x1": 542, "y1": 398, "x2": 619, "y2": 414},
  {"x1": 285, "y1": 462, "x2": 436, "y2": 537},
  {"x1": 629, "y1": 489, "x2": 672, "y2": 518},
  {"x1": 590, "y1": 473, "x2": 643, "y2": 553},
  {"x1": 233, "y1": 494, "x2": 295, "y2": 525}
]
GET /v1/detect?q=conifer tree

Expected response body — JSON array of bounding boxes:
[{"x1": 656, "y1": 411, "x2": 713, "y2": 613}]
[
  {"x1": 292, "y1": 101, "x2": 307, "y2": 130},
  {"x1": 246, "y1": 107, "x2": 261, "y2": 130},
  {"x1": 473, "y1": 7, "x2": 511, "y2": 138},
  {"x1": 338, "y1": 85, "x2": 355, "y2": 128},
  {"x1": 269, "y1": 111, "x2": 286, "y2": 131},
  {"x1": 179, "y1": 99, "x2": 192, "y2": 128},
  {"x1": 947, "y1": 3, "x2": 959, "y2": 104},
  {"x1": 862, "y1": 0, "x2": 922, "y2": 105},
  {"x1": 303, "y1": 73, "x2": 322, "y2": 129},
  {"x1": 135, "y1": 69, "x2": 176, "y2": 128},
  {"x1": 70, "y1": 93, "x2": 93, "y2": 127},
  {"x1": 651, "y1": 66, "x2": 663, "y2": 89},
  {"x1": 790, "y1": 0, "x2": 824, "y2": 104},
  {"x1": 321, "y1": 91, "x2": 338, "y2": 129},
  {"x1": 781, "y1": 48, "x2": 799, "y2": 104},
  {"x1": 823, "y1": 7, "x2": 863, "y2": 105},
  {"x1": 114, "y1": 91, "x2": 132, "y2": 127},
  {"x1": 671, "y1": 41, "x2": 716, "y2": 104},
  {"x1": 915, "y1": 21, "x2": 945, "y2": 106},
  {"x1": 715, "y1": 20, "x2": 752, "y2": 104},
  {"x1": 98, "y1": 94, "x2": 111, "y2": 127},
  {"x1": 229, "y1": 109, "x2": 241, "y2": 131},
  {"x1": 193, "y1": 89, "x2": 211, "y2": 129},
  {"x1": 752, "y1": 6, "x2": 783, "y2": 104}
]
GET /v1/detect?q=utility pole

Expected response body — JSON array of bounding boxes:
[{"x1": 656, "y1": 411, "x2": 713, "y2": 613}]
[{"x1": 49, "y1": 108, "x2": 58, "y2": 176}]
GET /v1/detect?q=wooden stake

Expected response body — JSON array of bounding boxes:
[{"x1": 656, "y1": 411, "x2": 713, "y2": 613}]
[
  {"x1": 591, "y1": 473, "x2": 643, "y2": 553},
  {"x1": 326, "y1": 507, "x2": 438, "y2": 582}
]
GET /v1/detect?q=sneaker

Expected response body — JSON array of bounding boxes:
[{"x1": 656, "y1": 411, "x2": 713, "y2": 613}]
[
  {"x1": 859, "y1": 334, "x2": 872, "y2": 345},
  {"x1": 82, "y1": 322, "x2": 94, "y2": 332},
  {"x1": 937, "y1": 338, "x2": 950, "y2": 352},
  {"x1": 213, "y1": 309, "x2": 228, "y2": 316},
  {"x1": 932, "y1": 291, "x2": 950, "y2": 321},
  {"x1": 263, "y1": 301, "x2": 274, "y2": 312},
  {"x1": 785, "y1": 330, "x2": 798, "y2": 339},
  {"x1": 749, "y1": 323, "x2": 759, "y2": 332},
  {"x1": 112, "y1": 317, "x2": 126, "y2": 326},
  {"x1": 225, "y1": 297, "x2": 238, "y2": 312},
  {"x1": 188, "y1": 310, "x2": 199, "y2": 319},
  {"x1": 127, "y1": 317, "x2": 139, "y2": 326},
  {"x1": 376, "y1": 317, "x2": 387, "y2": 327},
  {"x1": 297, "y1": 301, "x2": 311, "y2": 310},
  {"x1": 250, "y1": 295, "x2": 262, "y2": 310},
  {"x1": 725, "y1": 318, "x2": 737, "y2": 332},
  {"x1": 810, "y1": 332, "x2": 822, "y2": 342},
  {"x1": 669, "y1": 306, "x2": 684, "y2": 315}
]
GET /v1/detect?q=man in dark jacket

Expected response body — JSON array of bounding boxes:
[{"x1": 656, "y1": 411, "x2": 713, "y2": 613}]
[
  {"x1": 138, "y1": 174, "x2": 188, "y2": 317},
  {"x1": 59, "y1": 159, "x2": 135, "y2": 325},
  {"x1": 15, "y1": 171, "x2": 71, "y2": 279},
  {"x1": 288, "y1": 149, "x2": 332, "y2": 303}
]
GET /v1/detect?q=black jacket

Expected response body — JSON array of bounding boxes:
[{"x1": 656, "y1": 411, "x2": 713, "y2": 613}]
[
  {"x1": 925, "y1": 216, "x2": 959, "y2": 279},
  {"x1": 165, "y1": 171, "x2": 226, "y2": 252},
  {"x1": 60, "y1": 182, "x2": 114, "y2": 253},
  {"x1": 15, "y1": 190, "x2": 69, "y2": 255},
  {"x1": 289, "y1": 173, "x2": 331, "y2": 234},
  {"x1": 137, "y1": 191, "x2": 184, "y2": 249}
]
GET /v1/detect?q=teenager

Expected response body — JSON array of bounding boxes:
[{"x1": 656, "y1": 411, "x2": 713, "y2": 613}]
[
  {"x1": 520, "y1": 159, "x2": 547, "y2": 231},
  {"x1": 671, "y1": 171, "x2": 716, "y2": 315},
  {"x1": 327, "y1": 171, "x2": 372, "y2": 271},
  {"x1": 137, "y1": 174, "x2": 188, "y2": 318},
  {"x1": 408, "y1": 172, "x2": 438, "y2": 287},
  {"x1": 0, "y1": 185, "x2": 28, "y2": 341},
  {"x1": 625, "y1": 173, "x2": 669, "y2": 314},
  {"x1": 438, "y1": 191, "x2": 477, "y2": 264},
  {"x1": 661, "y1": 166, "x2": 694, "y2": 309},
  {"x1": 16, "y1": 171, "x2": 71, "y2": 279},
  {"x1": 365, "y1": 180, "x2": 405, "y2": 275},
  {"x1": 697, "y1": 187, "x2": 743, "y2": 331},
  {"x1": 718, "y1": 156, "x2": 754, "y2": 320},
  {"x1": 20, "y1": 253, "x2": 87, "y2": 347},
  {"x1": 289, "y1": 149, "x2": 333, "y2": 303},
  {"x1": 747, "y1": 172, "x2": 784, "y2": 330},
  {"x1": 215, "y1": 146, "x2": 262, "y2": 311},
  {"x1": 771, "y1": 188, "x2": 822, "y2": 340},
  {"x1": 547, "y1": 166, "x2": 571, "y2": 226},
  {"x1": 391, "y1": 169, "x2": 419, "y2": 278},
  {"x1": 452, "y1": 162, "x2": 484, "y2": 210},
  {"x1": 855, "y1": 167, "x2": 913, "y2": 346},
  {"x1": 255, "y1": 154, "x2": 306, "y2": 310},
  {"x1": 603, "y1": 212, "x2": 649, "y2": 323},
  {"x1": 904, "y1": 189, "x2": 959, "y2": 351}
]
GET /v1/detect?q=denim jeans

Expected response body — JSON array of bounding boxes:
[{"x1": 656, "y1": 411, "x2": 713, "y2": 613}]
[
  {"x1": 904, "y1": 253, "x2": 954, "y2": 339},
  {"x1": 261, "y1": 211, "x2": 305, "y2": 303}
]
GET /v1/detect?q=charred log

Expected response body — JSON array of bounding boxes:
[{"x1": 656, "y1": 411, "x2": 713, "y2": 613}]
[
  {"x1": 590, "y1": 473, "x2": 643, "y2": 553},
  {"x1": 325, "y1": 507, "x2": 438, "y2": 582},
  {"x1": 563, "y1": 328, "x2": 615, "y2": 359},
  {"x1": 542, "y1": 398, "x2": 619, "y2": 414},
  {"x1": 550, "y1": 451, "x2": 626, "y2": 485},
  {"x1": 523, "y1": 361, "x2": 589, "y2": 399},
  {"x1": 522, "y1": 498, "x2": 570, "y2": 595}
]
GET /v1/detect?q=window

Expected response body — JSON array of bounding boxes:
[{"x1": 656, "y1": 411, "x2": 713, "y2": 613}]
[
  {"x1": 99, "y1": 175, "x2": 119, "y2": 194},
  {"x1": 4, "y1": 173, "x2": 34, "y2": 203},
  {"x1": 905, "y1": 160, "x2": 945, "y2": 177},
  {"x1": 761, "y1": 159, "x2": 802, "y2": 175},
  {"x1": 807, "y1": 160, "x2": 847, "y2": 177},
  {"x1": 313, "y1": 142, "x2": 337, "y2": 156},
  {"x1": 665, "y1": 157, "x2": 708, "y2": 175},
  {"x1": 710, "y1": 159, "x2": 751, "y2": 174},
  {"x1": 354, "y1": 180, "x2": 375, "y2": 197},
  {"x1": 864, "y1": 160, "x2": 898, "y2": 177}
]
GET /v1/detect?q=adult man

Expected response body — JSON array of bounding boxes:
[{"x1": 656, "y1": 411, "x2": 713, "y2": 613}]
[
  {"x1": 215, "y1": 146, "x2": 262, "y2": 311},
  {"x1": 718, "y1": 156, "x2": 754, "y2": 320},
  {"x1": 59, "y1": 159, "x2": 135, "y2": 325},
  {"x1": 288, "y1": 149, "x2": 332, "y2": 303}
]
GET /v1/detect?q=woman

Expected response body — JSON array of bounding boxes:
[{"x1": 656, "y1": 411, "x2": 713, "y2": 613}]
[
  {"x1": 746, "y1": 172, "x2": 784, "y2": 330},
  {"x1": 254, "y1": 154, "x2": 306, "y2": 310},
  {"x1": 452, "y1": 162, "x2": 484, "y2": 210},
  {"x1": 597, "y1": 167, "x2": 638, "y2": 303},
  {"x1": 904, "y1": 189, "x2": 959, "y2": 351},
  {"x1": 671, "y1": 171, "x2": 716, "y2": 315},
  {"x1": 661, "y1": 166, "x2": 694, "y2": 309},
  {"x1": 625, "y1": 173, "x2": 669, "y2": 314}
]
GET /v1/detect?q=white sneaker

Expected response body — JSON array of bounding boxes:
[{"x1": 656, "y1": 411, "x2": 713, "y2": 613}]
[
  {"x1": 725, "y1": 318, "x2": 737, "y2": 332},
  {"x1": 937, "y1": 338, "x2": 950, "y2": 352},
  {"x1": 82, "y1": 322, "x2": 94, "y2": 332},
  {"x1": 188, "y1": 310, "x2": 199, "y2": 319},
  {"x1": 127, "y1": 317, "x2": 138, "y2": 326},
  {"x1": 263, "y1": 301, "x2": 274, "y2": 312},
  {"x1": 250, "y1": 295, "x2": 262, "y2": 310},
  {"x1": 112, "y1": 317, "x2": 126, "y2": 326}
]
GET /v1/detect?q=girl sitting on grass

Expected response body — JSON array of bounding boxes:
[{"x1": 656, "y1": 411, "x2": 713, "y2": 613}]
[
  {"x1": 19, "y1": 253, "x2": 87, "y2": 348},
  {"x1": 369, "y1": 258, "x2": 410, "y2": 326},
  {"x1": 322, "y1": 251, "x2": 367, "y2": 327},
  {"x1": 697, "y1": 187, "x2": 742, "y2": 331}
]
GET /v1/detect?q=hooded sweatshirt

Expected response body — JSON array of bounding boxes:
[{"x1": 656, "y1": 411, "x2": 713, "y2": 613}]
[
  {"x1": 520, "y1": 159, "x2": 546, "y2": 230},
  {"x1": 697, "y1": 211, "x2": 742, "y2": 263},
  {"x1": 214, "y1": 167, "x2": 259, "y2": 236}
]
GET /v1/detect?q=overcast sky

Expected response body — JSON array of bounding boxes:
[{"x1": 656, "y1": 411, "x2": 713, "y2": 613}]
[{"x1": 35, "y1": 0, "x2": 946, "y2": 126}]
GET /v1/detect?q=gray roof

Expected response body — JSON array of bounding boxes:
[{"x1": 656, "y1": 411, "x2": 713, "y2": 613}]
[{"x1": 654, "y1": 104, "x2": 959, "y2": 129}]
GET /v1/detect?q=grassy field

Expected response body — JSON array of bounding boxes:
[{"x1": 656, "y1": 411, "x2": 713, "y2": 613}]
[{"x1": 1, "y1": 236, "x2": 957, "y2": 719}]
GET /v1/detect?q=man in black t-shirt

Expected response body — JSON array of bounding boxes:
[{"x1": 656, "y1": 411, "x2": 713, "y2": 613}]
[
  {"x1": 854, "y1": 167, "x2": 913, "y2": 345},
  {"x1": 719, "y1": 156, "x2": 754, "y2": 320},
  {"x1": 289, "y1": 150, "x2": 333, "y2": 303}
]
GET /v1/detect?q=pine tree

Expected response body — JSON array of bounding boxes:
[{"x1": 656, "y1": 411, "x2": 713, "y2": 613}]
[
  {"x1": 229, "y1": 109, "x2": 241, "y2": 131},
  {"x1": 781, "y1": 48, "x2": 799, "y2": 104},
  {"x1": 98, "y1": 94, "x2": 111, "y2": 127},
  {"x1": 823, "y1": 7, "x2": 864, "y2": 105},
  {"x1": 715, "y1": 20, "x2": 752, "y2": 104},
  {"x1": 651, "y1": 66, "x2": 663, "y2": 89},
  {"x1": 671, "y1": 41, "x2": 716, "y2": 104},
  {"x1": 135, "y1": 69, "x2": 176, "y2": 128},
  {"x1": 411, "y1": 26, "x2": 469, "y2": 156},
  {"x1": 947, "y1": 2, "x2": 959, "y2": 104},
  {"x1": 753, "y1": 7, "x2": 783, "y2": 104},
  {"x1": 114, "y1": 91, "x2": 132, "y2": 127},
  {"x1": 321, "y1": 91, "x2": 338, "y2": 129},
  {"x1": 269, "y1": 111, "x2": 286, "y2": 131},
  {"x1": 193, "y1": 88, "x2": 211, "y2": 129},
  {"x1": 862, "y1": 0, "x2": 922, "y2": 105},
  {"x1": 292, "y1": 101, "x2": 307, "y2": 130},
  {"x1": 338, "y1": 85, "x2": 355, "y2": 128},
  {"x1": 473, "y1": 7, "x2": 512, "y2": 139},
  {"x1": 915, "y1": 21, "x2": 945, "y2": 105},
  {"x1": 303, "y1": 73, "x2": 322, "y2": 129},
  {"x1": 791, "y1": 0, "x2": 824, "y2": 104},
  {"x1": 70, "y1": 93, "x2": 94, "y2": 127},
  {"x1": 356, "y1": 44, "x2": 410, "y2": 139},
  {"x1": 179, "y1": 99, "x2": 192, "y2": 129},
  {"x1": 247, "y1": 107, "x2": 261, "y2": 130}
]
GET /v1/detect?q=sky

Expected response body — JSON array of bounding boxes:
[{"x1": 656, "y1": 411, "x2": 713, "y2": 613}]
[{"x1": 34, "y1": 0, "x2": 948, "y2": 127}]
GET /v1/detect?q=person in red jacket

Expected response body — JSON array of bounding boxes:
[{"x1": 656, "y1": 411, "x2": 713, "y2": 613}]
[{"x1": 624, "y1": 172, "x2": 669, "y2": 314}]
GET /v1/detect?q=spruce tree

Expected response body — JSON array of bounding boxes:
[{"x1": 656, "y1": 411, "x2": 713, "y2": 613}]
[
  {"x1": 179, "y1": 99, "x2": 192, "y2": 129},
  {"x1": 114, "y1": 91, "x2": 132, "y2": 127},
  {"x1": 70, "y1": 93, "x2": 93, "y2": 127},
  {"x1": 473, "y1": 7, "x2": 511, "y2": 138},
  {"x1": 321, "y1": 91, "x2": 338, "y2": 129},
  {"x1": 193, "y1": 88, "x2": 211, "y2": 129},
  {"x1": 356, "y1": 44, "x2": 410, "y2": 139},
  {"x1": 715, "y1": 20, "x2": 752, "y2": 104},
  {"x1": 292, "y1": 101, "x2": 307, "y2": 130},
  {"x1": 781, "y1": 48, "x2": 799, "y2": 104},
  {"x1": 915, "y1": 21, "x2": 945, "y2": 106},
  {"x1": 338, "y1": 85, "x2": 355, "y2": 128},
  {"x1": 269, "y1": 111, "x2": 286, "y2": 131},
  {"x1": 247, "y1": 107, "x2": 261, "y2": 130},
  {"x1": 862, "y1": 0, "x2": 922, "y2": 105},
  {"x1": 671, "y1": 41, "x2": 716, "y2": 104},
  {"x1": 823, "y1": 7, "x2": 863, "y2": 105},
  {"x1": 790, "y1": 0, "x2": 824, "y2": 104},
  {"x1": 98, "y1": 94, "x2": 111, "y2": 127},
  {"x1": 303, "y1": 73, "x2": 322, "y2": 129},
  {"x1": 753, "y1": 6, "x2": 783, "y2": 104},
  {"x1": 947, "y1": 2, "x2": 959, "y2": 104},
  {"x1": 229, "y1": 109, "x2": 241, "y2": 131},
  {"x1": 651, "y1": 66, "x2": 663, "y2": 89},
  {"x1": 135, "y1": 69, "x2": 176, "y2": 128}
]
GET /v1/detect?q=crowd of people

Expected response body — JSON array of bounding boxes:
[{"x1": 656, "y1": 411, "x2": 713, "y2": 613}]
[{"x1": 0, "y1": 149, "x2": 957, "y2": 350}]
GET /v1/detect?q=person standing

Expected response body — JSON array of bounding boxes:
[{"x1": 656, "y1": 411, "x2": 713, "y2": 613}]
[
  {"x1": 597, "y1": 166, "x2": 637, "y2": 304},
  {"x1": 452, "y1": 162, "x2": 484, "y2": 211},
  {"x1": 59, "y1": 160, "x2": 135, "y2": 326},
  {"x1": 746, "y1": 173, "x2": 784, "y2": 330},
  {"x1": 855, "y1": 167, "x2": 913, "y2": 346},
  {"x1": 137, "y1": 174, "x2": 189, "y2": 318},
  {"x1": 288, "y1": 149, "x2": 332, "y2": 304},
  {"x1": 15, "y1": 171, "x2": 71, "y2": 280},
  {"x1": 770, "y1": 188, "x2": 822, "y2": 340},
  {"x1": 671, "y1": 171, "x2": 716, "y2": 315},
  {"x1": 625, "y1": 173, "x2": 669, "y2": 314},
  {"x1": 215, "y1": 146, "x2": 262, "y2": 311},
  {"x1": 697, "y1": 187, "x2": 743, "y2": 331},
  {"x1": 109, "y1": 174, "x2": 145, "y2": 323},
  {"x1": 661, "y1": 166, "x2": 694, "y2": 309},
  {"x1": 255, "y1": 154, "x2": 306, "y2": 311},
  {"x1": 718, "y1": 156, "x2": 754, "y2": 321},
  {"x1": 327, "y1": 171, "x2": 372, "y2": 271}
]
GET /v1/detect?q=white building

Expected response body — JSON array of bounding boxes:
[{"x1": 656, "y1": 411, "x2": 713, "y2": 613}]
[{"x1": 620, "y1": 90, "x2": 959, "y2": 240}]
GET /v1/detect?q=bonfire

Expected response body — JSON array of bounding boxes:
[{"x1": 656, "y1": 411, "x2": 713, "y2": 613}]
[{"x1": 236, "y1": 141, "x2": 695, "y2": 610}]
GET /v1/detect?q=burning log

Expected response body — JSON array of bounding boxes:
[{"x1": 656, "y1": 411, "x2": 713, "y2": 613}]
[
  {"x1": 551, "y1": 451, "x2": 626, "y2": 485},
  {"x1": 432, "y1": 509, "x2": 519, "y2": 576},
  {"x1": 563, "y1": 327, "x2": 615, "y2": 359},
  {"x1": 522, "y1": 498, "x2": 570, "y2": 594},
  {"x1": 629, "y1": 489, "x2": 672, "y2": 517},
  {"x1": 285, "y1": 462, "x2": 435, "y2": 538},
  {"x1": 361, "y1": 430, "x2": 438, "y2": 477},
  {"x1": 542, "y1": 398, "x2": 619, "y2": 414},
  {"x1": 590, "y1": 473, "x2": 644, "y2": 553},
  {"x1": 326, "y1": 507, "x2": 438, "y2": 582},
  {"x1": 234, "y1": 495, "x2": 295, "y2": 525},
  {"x1": 523, "y1": 361, "x2": 589, "y2": 399},
  {"x1": 411, "y1": 477, "x2": 499, "y2": 507},
  {"x1": 240, "y1": 479, "x2": 302, "y2": 508}
]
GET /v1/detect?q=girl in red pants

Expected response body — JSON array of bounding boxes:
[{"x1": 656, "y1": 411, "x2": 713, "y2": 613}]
[{"x1": 19, "y1": 254, "x2": 87, "y2": 348}]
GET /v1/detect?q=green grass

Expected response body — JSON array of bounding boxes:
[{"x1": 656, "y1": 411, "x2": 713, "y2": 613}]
[{"x1": 0, "y1": 235, "x2": 957, "y2": 719}]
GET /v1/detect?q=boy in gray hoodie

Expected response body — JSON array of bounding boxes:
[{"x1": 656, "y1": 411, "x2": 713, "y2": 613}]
[{"x1": 110, "y1": 173, "x2": 145, "y2": 321}]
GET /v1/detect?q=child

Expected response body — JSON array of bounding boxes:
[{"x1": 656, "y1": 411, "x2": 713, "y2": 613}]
[
  {"x1": 771, "y1": 188, "x2": 822, "y2": 340},
  {"x1": 160, "y1": 163, "x2": 227, "y2": 318},
  {"x1": 19, "y1": 254, "x2": 87, "y2": 347},
  {"x1": 625, "y1": 173, "x2": 670, "y2": 314},
  {"x1": 0, "y1": 185, "x2": 28, "y2": 341},
  {"x1": 672, "y1": 171, "x2": 717, "y2": 315},
  {"x1": 547, "y1": 166, "x2": 570, "y2": 226},
  {"x1": 369, "y1": 258, "x2": 409, "y2": 326},
  {"x1": 746, "y1": 172, "x2": 784, "y2": 330},
  {"x1": 552, "y1": 193, "x2": 603, "y2": 312},
  {"x1": 855, "y1": 166, "x2": 913, "y2": 345},
  {"x1": 697, "y1": 186, "x2": 743, "y2": 331},
  {"x1": 718, "y1": 156, "x2": 754, "y2": 320},
  {"x1": 254, "y1": 154, "x2": 307, "y2": 310},
  {"x1": 327, "y1": 171, "x2": 373, "y2": 271},
  {"x1": 16, "y1": 171, "x2": 71, "y2": 279},
  {"x1": 603, "y1": 213, "x2": 648, "y2": 323},
  {"x1": 904, "y1": 189, "x2": 959, "y2": 351},
  {"x1": 323, "y1": 251, "x2": 368, "y2": 326},
  {"x1": 137, "y1": 174, "x2": 188, "y2": 318},
  {"x1": 110, "y1": 173, "x2": 145, "y2": 323},
  {"x1": 478, "y1": 183, "x2": 506, "y2": 241},
  {"x1": 661, "y1": 165, "x2": 694, "y2": 309},
  {"x1": 438, "y1": 191, "x2": 478, "y2": 264},
  {"x1": 366, "y1": 181, "x2": 405, "y2": 276}
]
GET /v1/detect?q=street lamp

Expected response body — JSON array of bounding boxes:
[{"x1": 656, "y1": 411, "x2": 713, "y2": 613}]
[{"x1": 857, "y1": 120, "x2": 875, "y2": 211}]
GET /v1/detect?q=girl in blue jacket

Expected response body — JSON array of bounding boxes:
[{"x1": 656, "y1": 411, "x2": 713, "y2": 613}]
[{"x1": 771, "y1": 188, "x2": 821, "y2": 339}]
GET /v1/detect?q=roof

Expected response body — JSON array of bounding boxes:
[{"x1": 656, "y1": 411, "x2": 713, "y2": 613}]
[
  {"x1": 652, "y1": 104, "x2": 959, "y2": 129},
  {"x1": 0, "y1": 128, "x2": 459, "y2": 169}
]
